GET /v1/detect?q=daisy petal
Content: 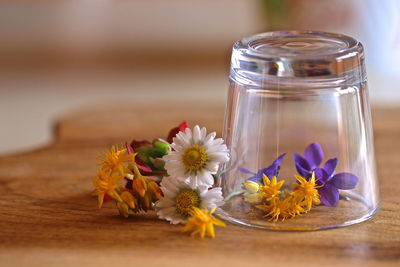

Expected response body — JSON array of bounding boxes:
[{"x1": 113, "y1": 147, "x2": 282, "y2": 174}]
[
  {"x1": 202, "y1": 133, "x2": 217, "y2": 148},
  {"x1": 200, "y1": 127, "x2": 207, "y2": 142},
  {"x1": 162, "y1": 153, "x2": 180, "y2": 161},
  {"x1": 197, "y1": 170, "x2": 214, "y2": 186},
  {"x1": 209, "y1": 150, "x2": 229, "y2": 161},
  {"x1": 188, "y1": 175, "x2": 198, "y2": 188},
  {"x1": 156, "y1": 198, "x2": 175, "y2": 208},
  {"x1": 193, "y1": 125, "x2": 201, "y2": 144},
  {"x1": 204, "y1": 163, "x2": 219, "y2": 174}
]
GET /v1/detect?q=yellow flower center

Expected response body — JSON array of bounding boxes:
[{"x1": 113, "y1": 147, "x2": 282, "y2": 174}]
[
  {"x1": 175, "y1": 189, "x2": 200, "y2": 216},
  {"x1": 182, "y1": 145, "x2": 207, "y2": 171},
  {"x1": 303, "y1": 184, "x2": 316, "y2": 195}
]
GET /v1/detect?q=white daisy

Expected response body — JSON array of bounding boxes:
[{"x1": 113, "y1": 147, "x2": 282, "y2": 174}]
[
  {"x1": 155, "y1": 176, "x2": 224, "y2": 224},
  {"x1": 163, "y1": 125, "x2": 229, "y2": 187}
]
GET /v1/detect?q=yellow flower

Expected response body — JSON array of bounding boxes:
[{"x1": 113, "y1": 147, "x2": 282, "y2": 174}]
[
  {"x1": 182, "y1": 145, "x2": 207, "y2": 171},
  {"x1": 252, "y1": 174, "x2": 322, "y2": 221},
  {"x1": 259, "y1": 174, "x2": 285, "y2": 201},
  {"x1": 141, "y1": 191, "x2": 152, "y2": 212},
  {"x1": 292, "y1": 172, "x2": 322, "y2": 211},
  {"x1": 93, "y1": 169, "x2": 123, "y2": 208},
  {"x1": 244, "y1": 180, "x2": 259, "y2": 193},
  {"x1": 243, "y1": 181, "x2": 263, "y2": 204},
  {"x1": 98, "y1": 145, "x2": 136, "y2": 176},
  {"x1": 175, "y1": 189, "x2": 201, "y2": 216},
  {"x1": 289, "y1": 199, "x2": 307, "y2": 216},
  {"x1": 132, "y1": 176, "x2": 147, "y2": 198},
  {"x1": 256, "y1": 197, "x2": 292, "y2": 222},
  {"x1": 284, "y1": 191, "x2": 307, "y2": 217},
  {"x1": 117, "y1": 201, "x2": 129, "y2": 218},
  {"x1": 182, "y1": 206, "x2": 226, "y2": 238},
  {"x1": 120, "y1": 191, "x2": 137, "y2": 210},
  {"x1": 148, "y1": 180, "x2": 163, "y2": 200}
]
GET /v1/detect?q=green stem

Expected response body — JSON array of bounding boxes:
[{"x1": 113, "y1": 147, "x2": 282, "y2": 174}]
[{"x1": 131, "y1": 162, "x2": 143, "y2": 178}]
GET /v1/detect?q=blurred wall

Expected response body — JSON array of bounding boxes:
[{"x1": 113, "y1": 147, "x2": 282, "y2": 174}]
[
  {"x1": 0, "y1": 0, "x2": 399, "y2": 155},
  {"x1": 260, "y1": 0, "x2": 400, "y2": 104},
  {"x1": 0, "y1": 0, "x2": 262, "y2": 70},
  {"x1": 0, "y1": 0, "x2": 263, "y2": 155}
]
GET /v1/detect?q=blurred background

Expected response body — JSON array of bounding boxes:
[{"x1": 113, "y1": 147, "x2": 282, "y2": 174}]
[{"x1": 1, "y1": 0, "x2": 399, "y2": 155}]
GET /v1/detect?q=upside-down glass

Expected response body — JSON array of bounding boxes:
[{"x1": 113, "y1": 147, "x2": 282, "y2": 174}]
[{"x1": 218, "y1": 31, "x2": 380, "y2": 230}]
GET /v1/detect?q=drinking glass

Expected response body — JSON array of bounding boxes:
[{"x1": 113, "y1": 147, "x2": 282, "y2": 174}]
[{"x1": 218, "y1": 31, "x2": 379, "y2": 230}]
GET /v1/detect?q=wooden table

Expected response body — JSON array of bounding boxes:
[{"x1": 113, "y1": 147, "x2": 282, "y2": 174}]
[{"x1": 0, "y1": 102, "x2": 399, "y2": 266}]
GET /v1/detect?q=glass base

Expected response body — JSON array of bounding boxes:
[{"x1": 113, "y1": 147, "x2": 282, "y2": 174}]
[{"x1": 217, "y1": 192, "x2": 380, "y2": 231}]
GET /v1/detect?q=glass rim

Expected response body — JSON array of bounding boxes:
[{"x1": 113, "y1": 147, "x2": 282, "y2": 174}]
[
  {"x1": 237, "y1": 30, "x2": 361, "y2": 60},
  {"x1": 230, "y1": 30, "x2": 366, "y2": 87}
]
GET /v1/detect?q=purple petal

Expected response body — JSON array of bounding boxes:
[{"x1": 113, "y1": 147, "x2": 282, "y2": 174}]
[
  {"x1": 304, "y1": 143, "x2": 324, "y2": 169},
  {"x1": 297, "y1": 166, "x2": 311, "y2": 179},
  {"x1": 240, "y1": 168, "x2": 258, "y2": 182},
  {"x1": 248, "y1": 172, "x2": 265, "y2": 183},
  {"x1": 248, "y1": 168, "x2": 265, "y2": 182},
  {"x1": 256, "y1": 168, "x2": 267, "y2": 177},
  {"x1": 247, "y1": 176, "x2": 259, "y2": 182},
  {"x1": 314, "y1": 168, "x2": 329, "y2": 184},
  {"x1": 239, "y1": 168, "x2": 256, "y2": 175},
  {"x1": 331, "y1": 173, "x2": 359, "y2": 190},
  {"x1": 262, "y1": 153, "x2": 287, "y2": 178},
  {"x1": 263, "y1": 164, "x2": 281, "y2": 179},
  {"x1": 252, "y1": 166, "x2": 276, "y2": 183},
  {"x1": 272, "y1": 153, "x2": 287, "y2": 166},
  {"x1": 295, "y1": 163, "x2": 312, "y2": 179},
  {"x1": 293, "y1": 153, "x2": 310, "y2": 169},
  {"x1": 318, "y1": 183, "x2": 339, "y2": 206},
  {"x1": 249, "y1": 153, "x2": 288, "y2": 183},
  {"x1": 293, "y1": 153, "x2": 311, "y2": 170},
  {"x1": 293, "y1": 153, "x2": 311, "y2": 177},
  {"x1": 323, "y1": 158, "x2": 338, "y2": 177}
]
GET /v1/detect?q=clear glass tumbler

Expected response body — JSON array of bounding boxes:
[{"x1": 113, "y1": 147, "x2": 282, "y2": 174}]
[{"x1": 218, "y1": 31, "x2": 379, "y2": 230}]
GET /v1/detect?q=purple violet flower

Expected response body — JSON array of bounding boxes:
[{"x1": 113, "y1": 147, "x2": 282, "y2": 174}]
[
  {"x1": 293, "y1": 143, "x2": 324, "y2": 179},
  {"x1": 294, "y1": 143, "x2": 359, "y2": 206},
  {"x1": 314, "y1": 166, "x2": 358, "y2": 207},
  {"x1": 240, "y1": 153, "x2": 287, "y2": 184}
]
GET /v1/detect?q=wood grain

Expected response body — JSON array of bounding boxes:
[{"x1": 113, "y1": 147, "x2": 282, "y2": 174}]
[{"x1": 0, "y1": 102, "x2": 399, "y2": 267}]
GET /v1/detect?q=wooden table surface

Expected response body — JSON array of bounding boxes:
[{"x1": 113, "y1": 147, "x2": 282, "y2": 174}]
[{"x1": 0, "y1": 102, "x2": 399, "y2": 267}]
